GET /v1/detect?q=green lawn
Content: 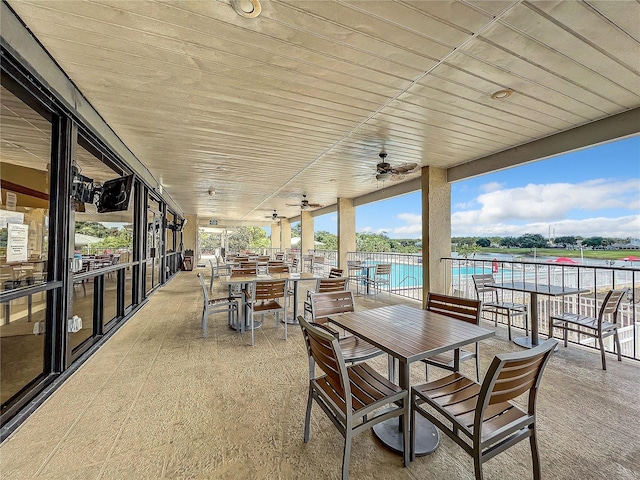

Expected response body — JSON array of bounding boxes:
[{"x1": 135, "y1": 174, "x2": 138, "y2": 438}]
[{"x1": 479, "y1": 248, "x2": 640, "y2": 260}]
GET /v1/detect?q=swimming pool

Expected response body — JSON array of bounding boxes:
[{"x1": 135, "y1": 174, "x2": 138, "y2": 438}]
[{"x1": 360, "y1": 262, "x2": 490, "y2": 289}]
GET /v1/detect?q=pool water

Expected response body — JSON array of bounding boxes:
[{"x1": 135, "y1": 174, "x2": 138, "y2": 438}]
[{"x1": 361, "y1": 263, "x2": 489, "y2": 289}]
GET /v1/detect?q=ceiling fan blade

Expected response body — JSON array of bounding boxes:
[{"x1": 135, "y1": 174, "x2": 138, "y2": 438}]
[{"x1": 393, "y1": 163, "x2": 418, "y2": 174}]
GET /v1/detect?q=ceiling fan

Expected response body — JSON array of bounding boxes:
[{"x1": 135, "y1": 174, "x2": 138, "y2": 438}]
[
  {"x1": 264, "y1": 210, "x2": 286, "y2": 221},
  {"x1": 286, "y1": 194, "x2": 323, "y2": 210},
  {"x1": 374, "y1": 152, "x2": 418, "y2": 182}
]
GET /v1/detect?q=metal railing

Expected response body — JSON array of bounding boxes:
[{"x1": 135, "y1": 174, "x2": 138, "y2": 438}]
[{"x1": 443, "y1": 256, "x2": 640, "y2": 360}]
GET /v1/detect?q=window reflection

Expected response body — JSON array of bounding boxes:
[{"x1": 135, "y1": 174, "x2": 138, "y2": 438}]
[
  {"x1": 0, "y1": 84, "x2": 52, "y2": 406},
  {"x1": 71, "y1": 140, "x2": 133, "y2": 348}
]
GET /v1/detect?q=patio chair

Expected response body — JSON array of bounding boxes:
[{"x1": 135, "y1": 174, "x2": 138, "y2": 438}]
[
  {"x1": 346, "y1": 260, "x2": 365, "y2": 295},
  {"x1": 309, "y1": 290, "x2": 382, "y2": 364},
  {"x1": 549, "y1": 289, "x2": 625, "y2": 370},
  {"x1": 422, "y1": 293, "x2": 482, "y2": 381},
  {"x1": 411, "y1": 339, "x2": 558, "y2": 479},
  {"x1": 196, "y1": 273, "x2": 238, "y2": 338},
  {"x1": 289, "y1": 257, "x2": 299, "y2": 272},
  {"x1": 243, "y1": 278, "x2": 287, "y2": 346},
  {"x1": 472, "y1": 274, "x2": 528, "y2": 341},
  {"x1": 298, "y1": 315, "x2": 410, "y2": 480},
  {"x1": 208, "y1": 256, "x2": 231, "y2": 291},
  {"x1": 312, "y1": 255, "x2": 325, "y2": 275},
  {"x1": 328, "y1": 267, "x2": 344, "y2": 278},
  {"x1": 366, "y1": 263, "x2": 391, "y2": 298},
  {"x1": 303, "y1": 276, "x2": 348, "y2": 319}
]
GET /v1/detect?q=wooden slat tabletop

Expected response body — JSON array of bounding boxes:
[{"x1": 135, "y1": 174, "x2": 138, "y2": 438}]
[{"x1": 328, "y1": 304, "x2": 494, "y2": 364}]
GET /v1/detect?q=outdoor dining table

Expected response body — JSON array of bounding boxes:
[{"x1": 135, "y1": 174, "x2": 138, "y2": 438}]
[
  {"x1": 269, "y1": 271, "x2": 321, "y2": 325},
  {"x1": 488, "y1": 282, "x2": 588, "y2": 348},
  {"x1": 219, "y1": 272, "x2": 321, "y2": 331},
  {"x1": 327, "y1": 304, "x2": 494, "y2": 456}
]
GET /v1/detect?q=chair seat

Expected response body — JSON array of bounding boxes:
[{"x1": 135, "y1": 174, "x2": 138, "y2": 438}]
[
  {"x1": 551, "y1": 312, "x2": 617, "y2": 332},
  {"x1": 315, "y1": 362, "x2": 404, "y2": 415},
  {"x1": 422, "y1": 348, "x2": 475, "y2": 367},
  {"x1": 208, "y1": 296, "x2": 236, "y2": 306},
  {"x1": 413, "y1": 372, "x2": 529, "y2": 441},
  {"x1": 337, "y1": 335, "x2": 382, "y2": 363},
  {"x1": 253, "y1": 299, "x2": 283, "y2": 312},
  {"x1": 484, "y1": 301, "x2": 527, "y2": 313}
]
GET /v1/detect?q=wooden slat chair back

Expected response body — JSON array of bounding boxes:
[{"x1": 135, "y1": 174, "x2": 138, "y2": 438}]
[
  {"x1": 422, "y1": 293, "x2": 483, "y2": 381},
  {"x1": 290, "y1": 257, "x2": 299, "y2": 272},
  {"x1": 411, "y1": 339, "x2": 557, "y2": 479},
  {"x1": 472, "y1": 274, "x2": 528, "y2": 341},
  {"x1": 367, "y1": 263, "x2": 392, "y2": 298},
  {"x1": 231, "y1": 267, "x2": 257, "y2": 276},
  {"x1": 549, "y1": 289, "x2": 625, "y2": 370},
  {"x1": 275, "y1": 252, "x2": 285, "y2": 261},
  {"x1": 267, "y1": 264, "x2": 290, "y2": 274},
  {"x1": 309, "y1": 291, "x2": 382, "y2": 364},
  {"x1": 309, "y1": 290, "x2": 355, "y2": 325},
  {"x1": 196, "y1": 273, "x2": 238, "y2": 338},
  {"x1": 298, "y1": 315, "x2": 410, "y2": 479},
  {"x1": 303, "y1": 277, "x2": 349, "y2": 318},
  {"x1": 244, "y1": 279, "x2": 287, "y2": 345},
  {"x1": 328, "y1": 267, "x2": 344, "y2": 278},
  {"x1": 240, "y1": 261, "x2": 258, "y2": 269},
  {"x1": 312, "y1": 256, "x2": 326, "y2": 275},
  {"x1": 346, "y1": 260, "x2": 364, "y2": 295}
]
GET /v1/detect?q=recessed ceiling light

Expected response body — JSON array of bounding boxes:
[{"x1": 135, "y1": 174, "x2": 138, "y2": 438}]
[
  {"x1": 231, "y1": 0, "x2": 261, "y2": 18},
  {"x1": 491, "y1": 89, "x2": 513, "y2": 100}
]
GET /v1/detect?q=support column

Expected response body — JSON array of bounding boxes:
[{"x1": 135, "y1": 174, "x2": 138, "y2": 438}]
[
  {"x1": 300, "y1": 211, "x2": 314, "y2": 255},
  {"x1": 421, "y1": 167, "x2": 451, "y2": 306},
  {"x1": 271, "y1": 222, "x2": 281, "y2": 250},
  {"x1": 182, "y1": 215, "x2": 198, "y2": 257},
  {"x1": 337, "y1": 198, "x2": 356, "y2": 271},
  {"x1": 281, "y1": 219, "x2": 292, "y2": 250}
]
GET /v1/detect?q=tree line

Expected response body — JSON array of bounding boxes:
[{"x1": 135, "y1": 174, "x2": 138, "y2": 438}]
[{"x1": 454, "y1": 234, "x2": 633, "y2": 249}]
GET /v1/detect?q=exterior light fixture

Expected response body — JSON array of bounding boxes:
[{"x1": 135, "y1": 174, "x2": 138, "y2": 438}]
[
  {"x1": 376, "y1": 172, "x2": 392, "y2": 182},
  {"x1": 231, "y1": 0, "x2": 261, "y2": 18},
  {"x1": 491, "y1": 89, "x2": 513, "y2": 100},
  {"x1": 208, "y1": 187, "x2": 215, "y2": 196}
]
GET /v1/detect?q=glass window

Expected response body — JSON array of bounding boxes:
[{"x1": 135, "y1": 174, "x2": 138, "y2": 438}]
[
  {"x1": 71, "y1": 139, "x2": 133, "y2": 347},
  {"x1": 0, "y1": 83, "x2": 53, "y2": 405}
]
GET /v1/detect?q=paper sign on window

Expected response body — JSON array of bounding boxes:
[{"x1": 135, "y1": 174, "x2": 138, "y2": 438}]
[{"x1": 7, "y1": 223, "x2": 29, "y2": 262}]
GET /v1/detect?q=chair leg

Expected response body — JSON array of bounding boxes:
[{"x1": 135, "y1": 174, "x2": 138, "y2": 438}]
[
  {"x1": 473, "y1": 450, "x2": 484, "y2": 480},
  {"x1": 507, "y1": 312, "x2": 512, "y2": 341},
  {"x1": 342, "y1": 431, "x2": 353, "y2": 480},
  {"x1": 303, "y1": 387, "x2": 313, "y2": 442},
  {"x1": 598, "y1": 333, "x2": 607, "y2": 370},
  {"x1": 424, "y1": 363, "x2": 429, "y2": 382},
  {"x1": 409, "y1": 399, "x2": 416, "y2": 463},
  {"x1": 530, "y1": 425, "x2": 541, "y2": 480},
  {"x1": 475, "y1": 347, "x2": 480, "y2": 382},
  {"x1": 202, "y1": 309, "x2": 208, "y2": 338},
  {"x1": 614, "y1": 330, "x2": 622, "y2": 362}
]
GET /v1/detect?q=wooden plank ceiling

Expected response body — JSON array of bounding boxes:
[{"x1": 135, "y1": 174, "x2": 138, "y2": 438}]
[{"x1": 5, "y1": 0, "x2": 640, "y2": 224}]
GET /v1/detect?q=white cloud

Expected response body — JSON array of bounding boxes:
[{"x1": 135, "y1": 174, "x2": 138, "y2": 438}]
[
  {"x1": 454, "y1": 179, "x2": 639, "y2": 224},
  {"x1": 359, "y1": 179, "x2": 640, "y2": 239},
  {"x1": 480, "y1": 181, "x2": 504, "y2": 193},
  {"x1": 451, "y1": 215, "x2": 640, "y2": 238}
]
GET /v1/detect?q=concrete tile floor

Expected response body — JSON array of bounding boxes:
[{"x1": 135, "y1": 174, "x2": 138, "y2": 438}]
[{"x1": 1, "y1": 269, "x2": 639, "y2": 479}]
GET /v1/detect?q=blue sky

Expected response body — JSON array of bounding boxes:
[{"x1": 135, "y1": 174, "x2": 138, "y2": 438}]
[{"x1": 312, "y1": 135, "x2": 640, "y2": 239}]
